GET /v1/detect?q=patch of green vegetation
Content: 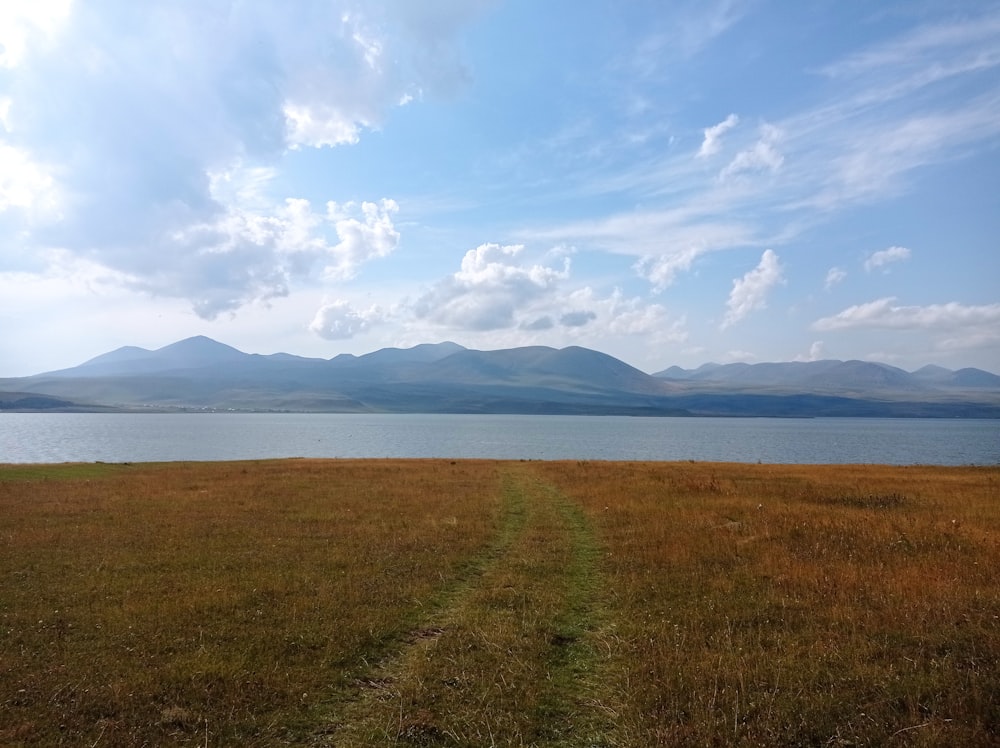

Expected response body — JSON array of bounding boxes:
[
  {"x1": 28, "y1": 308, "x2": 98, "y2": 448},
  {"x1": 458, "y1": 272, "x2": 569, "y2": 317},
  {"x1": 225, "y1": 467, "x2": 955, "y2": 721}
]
[{"x1": 0, "y1": 462, "x2": 133, "y2": 481}]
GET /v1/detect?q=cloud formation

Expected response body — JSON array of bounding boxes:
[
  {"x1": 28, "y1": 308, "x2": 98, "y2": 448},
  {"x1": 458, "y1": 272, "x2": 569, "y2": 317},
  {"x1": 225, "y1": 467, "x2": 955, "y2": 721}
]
[
  {"x1": 864, "y1": 245, "x2": 911, "y2": 273},
  {"x1": 119, "y1": 196, "x2": 401, "y2": 319},
  {"x1": 0, "y1": 0, "x2": 483, "y2": 317},
  {"x1": 794, "y1": 340, "x2": 825, "y2": 362},
  {"x1": 721, "y1": 123, "x2": 784, "y2": 180},
  {"x1": 825, "y1": 267, "x2": 847, "y2": 290},
  {"x1": 813, "y1": 298, "x2": 1000, "y2": 332},
  {"x1": 309, "y1": 299, "x2": 386, "y2": 340},
  {"x1": 698, "y1": 113, "x2": 739, "y2": 157},
  {"x1": 722, "y1": 249, "x2": 784, "y2": 328},
  {"x1": 414, "y1": 243, "x2": 569, "y2": 331}
]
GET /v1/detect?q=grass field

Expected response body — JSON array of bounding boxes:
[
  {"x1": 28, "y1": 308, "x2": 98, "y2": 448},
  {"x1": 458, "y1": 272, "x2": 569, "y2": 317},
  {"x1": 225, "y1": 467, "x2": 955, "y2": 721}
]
[{"x1": 1, "y1": 459, "x2": 997, "y2": 746}]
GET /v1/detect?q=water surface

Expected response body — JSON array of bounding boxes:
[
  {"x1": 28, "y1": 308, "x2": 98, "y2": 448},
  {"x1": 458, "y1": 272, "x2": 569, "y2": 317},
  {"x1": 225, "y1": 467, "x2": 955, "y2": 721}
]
[{"x1": 2, "y1": 413, "x2": 997, "y2": 465}]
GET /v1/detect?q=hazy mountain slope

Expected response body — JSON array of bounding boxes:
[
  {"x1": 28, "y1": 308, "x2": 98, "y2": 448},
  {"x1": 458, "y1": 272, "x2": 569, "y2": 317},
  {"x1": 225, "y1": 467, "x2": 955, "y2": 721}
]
[
  {"x1": 3, "y1": 337, "x2": 998, "y2": 416},
  {"x1": 401, "y1": 346, "x2": 667, "y2": 394},
  {"x1": 48, "y1": 336, "x2": 250, "y2": 377},
  {"x1": 951, "y1": 368, "x2": 1000, "y2": 388},
  {"x1": 653, "y1": 359, "x2": 999, "y2": 394},
  {"x1": 351, "y1": 341, "x2": 466, "y2": 366}
]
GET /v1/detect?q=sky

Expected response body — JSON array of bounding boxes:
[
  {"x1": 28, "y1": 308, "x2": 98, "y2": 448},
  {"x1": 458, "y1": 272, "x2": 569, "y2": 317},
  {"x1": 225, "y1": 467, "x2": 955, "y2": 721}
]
[{"x1": 1, "y1": 0, "x2": 999, "y2": 377}]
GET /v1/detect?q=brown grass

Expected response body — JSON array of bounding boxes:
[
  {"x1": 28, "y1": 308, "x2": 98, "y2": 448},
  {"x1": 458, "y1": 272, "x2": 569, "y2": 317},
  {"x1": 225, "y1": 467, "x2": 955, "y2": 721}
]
[
  {"x1": 1, "y1": 459, "x2": 998, "y2": 746},
  {"x1": 532, "y1": 461, "x2": 1000, "y2": 746},
  {"x1": 0, "y1": 460, "x2": 505, "y2": 746}
]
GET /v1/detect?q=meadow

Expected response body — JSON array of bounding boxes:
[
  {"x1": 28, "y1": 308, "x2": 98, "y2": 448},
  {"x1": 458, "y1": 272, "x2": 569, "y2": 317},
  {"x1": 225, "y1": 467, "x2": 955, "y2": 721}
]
[{"x1": 0, "y1": 459, "x2": 997, "y2": 746}]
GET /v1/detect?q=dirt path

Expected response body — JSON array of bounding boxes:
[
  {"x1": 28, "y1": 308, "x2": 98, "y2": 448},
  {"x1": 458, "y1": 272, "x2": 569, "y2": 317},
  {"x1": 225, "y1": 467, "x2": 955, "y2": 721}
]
[{"x1": 317, "y1": 466, "x2": 618, "y2": 747}]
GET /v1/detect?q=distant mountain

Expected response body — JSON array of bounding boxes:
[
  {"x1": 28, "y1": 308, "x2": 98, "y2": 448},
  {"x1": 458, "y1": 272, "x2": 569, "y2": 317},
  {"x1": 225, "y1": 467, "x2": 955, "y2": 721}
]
[
  {"x1": 344, "y1": 341, "x2": 467, "y2": 366},
  {"x1": 55, "y1": 336, "x2": 249, "y2": 377},
  {"x1": 402, "y1": 346, "x2": 661, "y2": 394},
  {"x1": 951, "y1": 368, "x2": 1000, "y2": 388},
  {"x1": 911, "y1": 364, "x2": 954, "y2": 384},
  {"x1": 653, "y1": 359, "x2": 1000, "y2": 393},
  {"x1": 2, "y1": 337, "x2": 999, "y2": 417}
]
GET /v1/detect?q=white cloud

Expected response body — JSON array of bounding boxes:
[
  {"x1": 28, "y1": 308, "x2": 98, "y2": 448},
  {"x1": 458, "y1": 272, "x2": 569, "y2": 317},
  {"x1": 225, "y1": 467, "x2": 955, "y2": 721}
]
[
  {"x1": 309, "y1": 299, "x2": 386, "y2": 340},
  {"x1": 121, "y1": 196, "x2": 400, "y2": 319},
  {"x1": 722, "y1": 249, "x2": 784, "y2": 328},
  {"x1": 580, "y1": 288, "x2": 686, "y2": 341},
  {"x1": 0, "y1": 0, "x2": 72, "y2": 69},
  {"x1": 549, "y1": 287, "x2": 688, "y2": 371},
  {"x1": 0, "y1": 97, "x2": 12, "y2": 131},
  {"x1": 283, "y1": 103, "x2": 363, "y2": 149},
  {"x1": 0, "y1": 0, "x2": 483, "y2": 318},
  {"x1": 794, "y1": 341, "x2": 825, "y2": 362},
  {"x1": 864, "y1": 245, "x2": 910, "y2": 273},
  {"x1": 323, "y1": 199, "x2": 400, "y2": 279},
  {"x1": 824, "y1": 266, "x2": 847, "y2": 290},
  {"x1": 413, "y1": 243, "x2": 569, "y2": 331},
  {"x1": 813, "y1": 298, "x2": 1000, "y2": 332},
  {"x1": 411, "y1": 245, "x2": 687, "y2": 360},
  {"x1": 721, "y1": 123, "x2": 784, "y2": 180},
  {"x1": 527, "y1": 205, "x2": 756, "y2": 293},
  {"x1": 698, "y1": 113, "x2": 738, "y2": 157},
  {"x1": 635, "y1": 245, "x2": 705, "y2": 290},
  {"x1": 0, "y1": 141, "x2": 57, "y2": 216}
]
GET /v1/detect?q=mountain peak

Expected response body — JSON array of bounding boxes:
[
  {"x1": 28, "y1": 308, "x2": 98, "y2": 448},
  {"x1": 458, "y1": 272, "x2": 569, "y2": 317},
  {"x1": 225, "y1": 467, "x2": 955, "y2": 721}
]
[
  {"x1": 157, "y1": 336, "x2": 244, "y2": 355},
  {"x1": 10, "y1": 337, "x2": 1000, "y2": 416}
]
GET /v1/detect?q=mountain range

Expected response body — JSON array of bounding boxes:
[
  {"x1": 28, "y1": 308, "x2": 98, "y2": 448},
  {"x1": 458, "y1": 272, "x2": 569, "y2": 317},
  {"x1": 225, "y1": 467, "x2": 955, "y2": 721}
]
[{"x1": 2, "y1": 336, "x2": 999, "y2": 417}]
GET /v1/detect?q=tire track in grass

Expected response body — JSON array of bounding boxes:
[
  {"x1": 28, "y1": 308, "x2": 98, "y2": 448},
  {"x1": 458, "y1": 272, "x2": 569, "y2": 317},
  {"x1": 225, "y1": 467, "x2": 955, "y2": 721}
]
[{"x1": 317, "y1": 465, "x2": 618, "y2": 747}]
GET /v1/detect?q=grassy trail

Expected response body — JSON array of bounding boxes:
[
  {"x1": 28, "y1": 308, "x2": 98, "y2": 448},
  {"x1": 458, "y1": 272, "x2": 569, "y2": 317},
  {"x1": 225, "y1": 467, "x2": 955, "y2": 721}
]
[
  {"x1": 323, "y1": 466, "x2": 618, "y2": 747},
  {"x1": 6, "y1": 460, "x2": 995, "y2": 745}
]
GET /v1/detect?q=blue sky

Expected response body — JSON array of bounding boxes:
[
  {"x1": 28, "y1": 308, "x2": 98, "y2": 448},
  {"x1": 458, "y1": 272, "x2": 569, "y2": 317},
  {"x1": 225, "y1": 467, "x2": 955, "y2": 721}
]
[{"x1": 1, "y1": 0, "x2": 998, "y2": 377}]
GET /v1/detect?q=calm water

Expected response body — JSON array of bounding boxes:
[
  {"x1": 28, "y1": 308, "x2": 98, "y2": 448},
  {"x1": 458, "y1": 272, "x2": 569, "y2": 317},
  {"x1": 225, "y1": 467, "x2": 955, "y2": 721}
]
[{"x1": 1, "y1": 413, "x2": 997, "y2": 465}]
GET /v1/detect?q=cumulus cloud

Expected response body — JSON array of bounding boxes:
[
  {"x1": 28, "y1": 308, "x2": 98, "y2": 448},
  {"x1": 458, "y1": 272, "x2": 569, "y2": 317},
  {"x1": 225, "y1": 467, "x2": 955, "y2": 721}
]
[
  {"x1": 562, "y1": 286, "x2": 687, "y2": 343},
  {"x1": 0, "y1": 0, "x2": 483, "y2": 316},
  {"x1": 813, "y1": 297, "x2": 1000, "y2": 331},
  {"x1": 722, "y1": 249, "x2": 784, "y2": 328},
  {"x1": 309, "y1": 299, "x2": 386, "y2": 340},
  {"x1": 323, "y1": 200, "x2": 400, "y2": 279},
  {"x1": 698, "y1": 113, "x2": 739, "y2": 157},
  {"x1": 130, "y1": 196, "x2": 400, "y2": 319},
  {"x1": 412, "y1": 246, "x2": 685, "y2": 357},
  {"x1": 864, "y1": 245, "x2": 911, "y2": 272},
  {"x1": 720, "y1": 123, "x2": 784, "y2": 180},
  {"x1": 414, "y1": 243, "x2": 569, "y2": 330}
]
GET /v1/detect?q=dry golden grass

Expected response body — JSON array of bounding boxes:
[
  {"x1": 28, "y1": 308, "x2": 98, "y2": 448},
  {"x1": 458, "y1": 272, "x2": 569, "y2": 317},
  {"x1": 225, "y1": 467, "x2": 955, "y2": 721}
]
[
  {"x1": 533, "y1": 461, "x2": 1000, "y2": 746},
  {"x1": 1, "y1": 459, "x2": 998, "y2": 746},
  {"x1": 0, "y1": 460, "x2": 505, "y2": 746}
]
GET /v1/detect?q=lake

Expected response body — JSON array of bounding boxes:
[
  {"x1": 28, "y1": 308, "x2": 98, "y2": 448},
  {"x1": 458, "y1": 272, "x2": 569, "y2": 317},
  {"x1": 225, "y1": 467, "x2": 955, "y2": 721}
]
[{"x1": 1, "y1": 413, "x2": 997, "y2": 465}]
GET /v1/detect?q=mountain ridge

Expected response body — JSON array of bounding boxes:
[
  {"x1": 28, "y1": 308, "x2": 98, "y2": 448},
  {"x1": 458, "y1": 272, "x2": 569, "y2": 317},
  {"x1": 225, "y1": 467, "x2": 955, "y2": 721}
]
[{"x1": 3, "y1": 336, "x2": 999, "y2": 417}]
